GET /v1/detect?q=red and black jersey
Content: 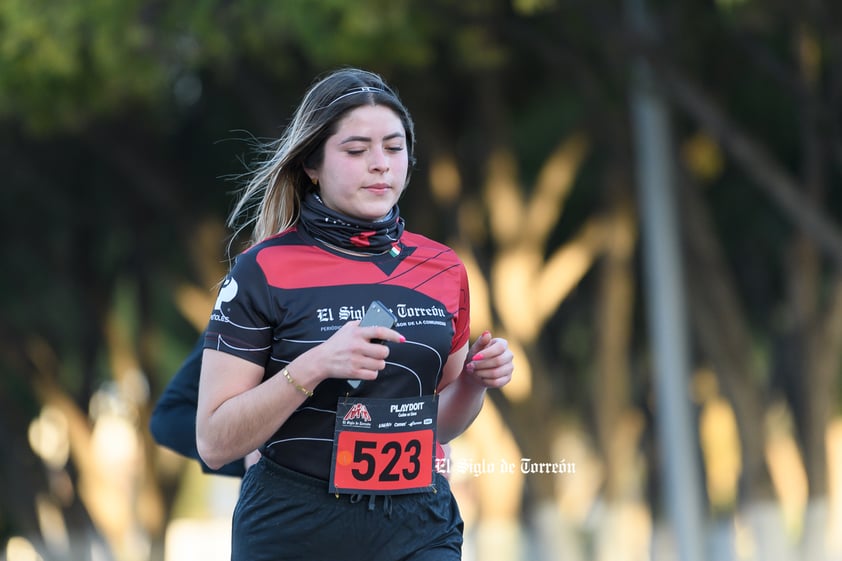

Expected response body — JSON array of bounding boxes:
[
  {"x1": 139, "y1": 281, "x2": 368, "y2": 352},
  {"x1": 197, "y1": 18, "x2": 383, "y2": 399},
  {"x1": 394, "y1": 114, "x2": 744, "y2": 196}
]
[{"x1": 203, "y1": 226, "x2": 470, "y2": 480}]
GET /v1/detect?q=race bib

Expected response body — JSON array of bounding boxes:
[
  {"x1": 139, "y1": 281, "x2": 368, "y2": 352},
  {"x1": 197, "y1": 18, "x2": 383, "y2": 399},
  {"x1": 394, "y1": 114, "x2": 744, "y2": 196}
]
[{"x1": 330, "y1": 395, "x2": 437, "y2": 495}]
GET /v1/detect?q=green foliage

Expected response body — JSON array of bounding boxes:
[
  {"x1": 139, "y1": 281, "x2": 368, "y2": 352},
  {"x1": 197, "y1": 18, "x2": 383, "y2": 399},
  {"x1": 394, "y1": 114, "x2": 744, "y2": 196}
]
[
  {"x1": 228, "y1": 0, "x2": 433, "y2": 69},
  {"x1": 0, "y1": 0, "x2": 445, "y2": 132},
  {"x1": 0, "y1": 0, "x2": 166, "y2": 131}
]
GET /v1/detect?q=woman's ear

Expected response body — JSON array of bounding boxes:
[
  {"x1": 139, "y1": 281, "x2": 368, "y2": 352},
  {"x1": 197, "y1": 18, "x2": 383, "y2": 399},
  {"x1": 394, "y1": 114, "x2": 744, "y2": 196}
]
[{"x1": 304, "y1": 168, "x2": 318, "y2": 186}]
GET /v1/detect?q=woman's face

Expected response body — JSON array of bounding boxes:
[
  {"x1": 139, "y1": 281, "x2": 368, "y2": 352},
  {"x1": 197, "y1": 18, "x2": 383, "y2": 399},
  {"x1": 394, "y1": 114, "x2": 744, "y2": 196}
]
[{"x1": 308, "y1": 104, "x2": 409, "y2": 221}]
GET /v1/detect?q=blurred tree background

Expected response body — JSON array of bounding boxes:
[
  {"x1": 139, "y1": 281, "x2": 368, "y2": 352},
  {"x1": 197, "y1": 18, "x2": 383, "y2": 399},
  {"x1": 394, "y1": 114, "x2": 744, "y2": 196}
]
[{"x1": 1, "y1": 0, "x2": 842, "y2": 560}]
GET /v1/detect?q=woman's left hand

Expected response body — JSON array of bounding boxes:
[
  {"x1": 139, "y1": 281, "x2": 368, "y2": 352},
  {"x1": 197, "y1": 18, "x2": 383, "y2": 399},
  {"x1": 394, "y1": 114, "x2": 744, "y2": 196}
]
[{"x1": 462, "y1": 331, "x2": 514, "y2": 389}]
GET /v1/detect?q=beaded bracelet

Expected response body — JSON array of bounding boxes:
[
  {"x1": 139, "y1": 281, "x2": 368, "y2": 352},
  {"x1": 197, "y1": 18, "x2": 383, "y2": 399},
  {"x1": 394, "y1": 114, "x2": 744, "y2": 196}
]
[{"x1": 282, "y1": 367, "x2": 314, "y2": 397}]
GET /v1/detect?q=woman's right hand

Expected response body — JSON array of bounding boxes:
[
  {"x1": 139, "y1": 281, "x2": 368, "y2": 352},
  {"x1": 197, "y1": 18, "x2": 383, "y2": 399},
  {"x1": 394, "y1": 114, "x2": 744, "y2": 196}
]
[{"x1": 304, "y1": 320, "x2": 405, "y2": 382}]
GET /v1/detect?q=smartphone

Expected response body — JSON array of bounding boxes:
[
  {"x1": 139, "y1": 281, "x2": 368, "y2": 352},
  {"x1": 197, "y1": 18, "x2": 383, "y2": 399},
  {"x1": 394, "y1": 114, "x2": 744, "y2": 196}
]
[
  {"x1": 359, "y1": 300, "x2": 397, "y2": 329},
  {"x1": 349, "y1": 301, "x2": 396, "y2": 389}
]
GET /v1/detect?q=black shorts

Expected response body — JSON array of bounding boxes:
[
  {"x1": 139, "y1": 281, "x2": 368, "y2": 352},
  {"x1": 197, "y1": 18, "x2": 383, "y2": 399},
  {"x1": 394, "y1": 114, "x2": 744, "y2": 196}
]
[{"x1": 231, "y1": 457, "x2": 464, "y2": 561}]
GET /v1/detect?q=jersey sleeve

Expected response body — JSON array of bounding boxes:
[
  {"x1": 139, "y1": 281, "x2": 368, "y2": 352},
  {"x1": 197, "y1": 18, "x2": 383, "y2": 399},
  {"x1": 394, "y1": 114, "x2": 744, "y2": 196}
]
[
  {"x1": 451, "y1": 260, "x2": 471, "y2": 354},
  {"x1": 203, "y1": 251, "x2": 275, "y2": 367}
]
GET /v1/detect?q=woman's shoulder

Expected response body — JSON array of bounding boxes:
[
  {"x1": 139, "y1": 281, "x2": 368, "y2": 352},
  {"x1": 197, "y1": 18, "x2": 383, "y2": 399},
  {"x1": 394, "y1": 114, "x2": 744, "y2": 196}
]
[
  {"x1": 241, "y1": 227, "x2": 301, "y2": 253},
  {"x1": 233, "y1": 228, "x2": 306, "y2": 261},
  {"x1": 230, "y1": 228, "x2": 306, "y2": 272},
  {"x1": 400, "y1": 231, "x2": 467, "y2": 275},
  {"x1": 403, "y1": 232, "x2": 466, "y2": 269},
  {"x1": 401, "y1": 230, "x2": 458, "y2": 255}
]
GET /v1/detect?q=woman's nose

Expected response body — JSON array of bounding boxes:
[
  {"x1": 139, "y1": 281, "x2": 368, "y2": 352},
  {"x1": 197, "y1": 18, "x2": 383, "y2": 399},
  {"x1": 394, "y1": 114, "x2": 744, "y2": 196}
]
[{"x1": 369, "y1": 147, "x2": 389, "y2": 172}]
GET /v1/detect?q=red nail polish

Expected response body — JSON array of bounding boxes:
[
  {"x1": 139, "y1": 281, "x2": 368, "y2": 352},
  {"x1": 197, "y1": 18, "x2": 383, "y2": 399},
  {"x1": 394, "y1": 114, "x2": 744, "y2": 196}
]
[
  {"x1": 399, "y1": 335, "x2": 406, "y2": 343},
  {"x1": 472, "y1": 353, "x2": 484, "y2": 361}
]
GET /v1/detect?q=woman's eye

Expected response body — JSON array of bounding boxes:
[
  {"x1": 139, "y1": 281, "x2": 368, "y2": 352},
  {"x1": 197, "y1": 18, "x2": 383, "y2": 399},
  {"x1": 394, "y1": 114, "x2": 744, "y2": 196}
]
[
  {"x1": 346, "y1": 149, "x2": 365, "y2": 155},
  {"x1": 386, "y1": 145, "x2": 404, "y2": 153}
]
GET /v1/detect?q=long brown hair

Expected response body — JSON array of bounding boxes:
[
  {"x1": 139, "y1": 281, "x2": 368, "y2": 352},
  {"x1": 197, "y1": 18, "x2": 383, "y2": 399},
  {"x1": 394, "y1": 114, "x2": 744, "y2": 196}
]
[{"x1": 227, "y1": 68, "x2": 416, "y2": 253}]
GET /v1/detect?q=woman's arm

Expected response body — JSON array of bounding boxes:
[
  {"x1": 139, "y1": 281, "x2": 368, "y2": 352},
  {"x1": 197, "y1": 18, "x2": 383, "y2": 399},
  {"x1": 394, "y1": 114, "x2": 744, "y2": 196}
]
[
  {"x1": 436, "y1": 332, "x2": 514, "y2": 443},
  {"x1": 149, "y1": 336, "x2": 246, "y2": 477},
  {"x1": 196, "y1": 349, "x2": 304, "y2": 470},
  {"x1": 196, "y1": 321, "x2": 404, "y2": 470}
]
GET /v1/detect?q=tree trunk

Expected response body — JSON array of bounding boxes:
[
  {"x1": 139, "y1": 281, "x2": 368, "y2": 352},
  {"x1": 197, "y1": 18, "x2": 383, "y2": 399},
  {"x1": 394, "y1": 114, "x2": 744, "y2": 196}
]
[
  {"x1": 678, "y1": 173, "x2": 777, "y2": 505},
  {"x1": 591, "y1": 170, "x2": 648, "y2": 561}
]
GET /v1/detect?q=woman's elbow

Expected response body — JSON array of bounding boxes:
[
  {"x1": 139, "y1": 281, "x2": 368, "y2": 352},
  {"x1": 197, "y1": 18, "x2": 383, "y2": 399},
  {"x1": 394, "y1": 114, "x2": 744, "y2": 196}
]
[
  {"x1": 196, "y1": 438, "x2": 226, "y2": 471},
  {"x1": 435, "y1": 422, "x2": 461, "y2": 446},
  {"x1": 196, "y1": 424, "x2": 226, "y2": 470}
]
